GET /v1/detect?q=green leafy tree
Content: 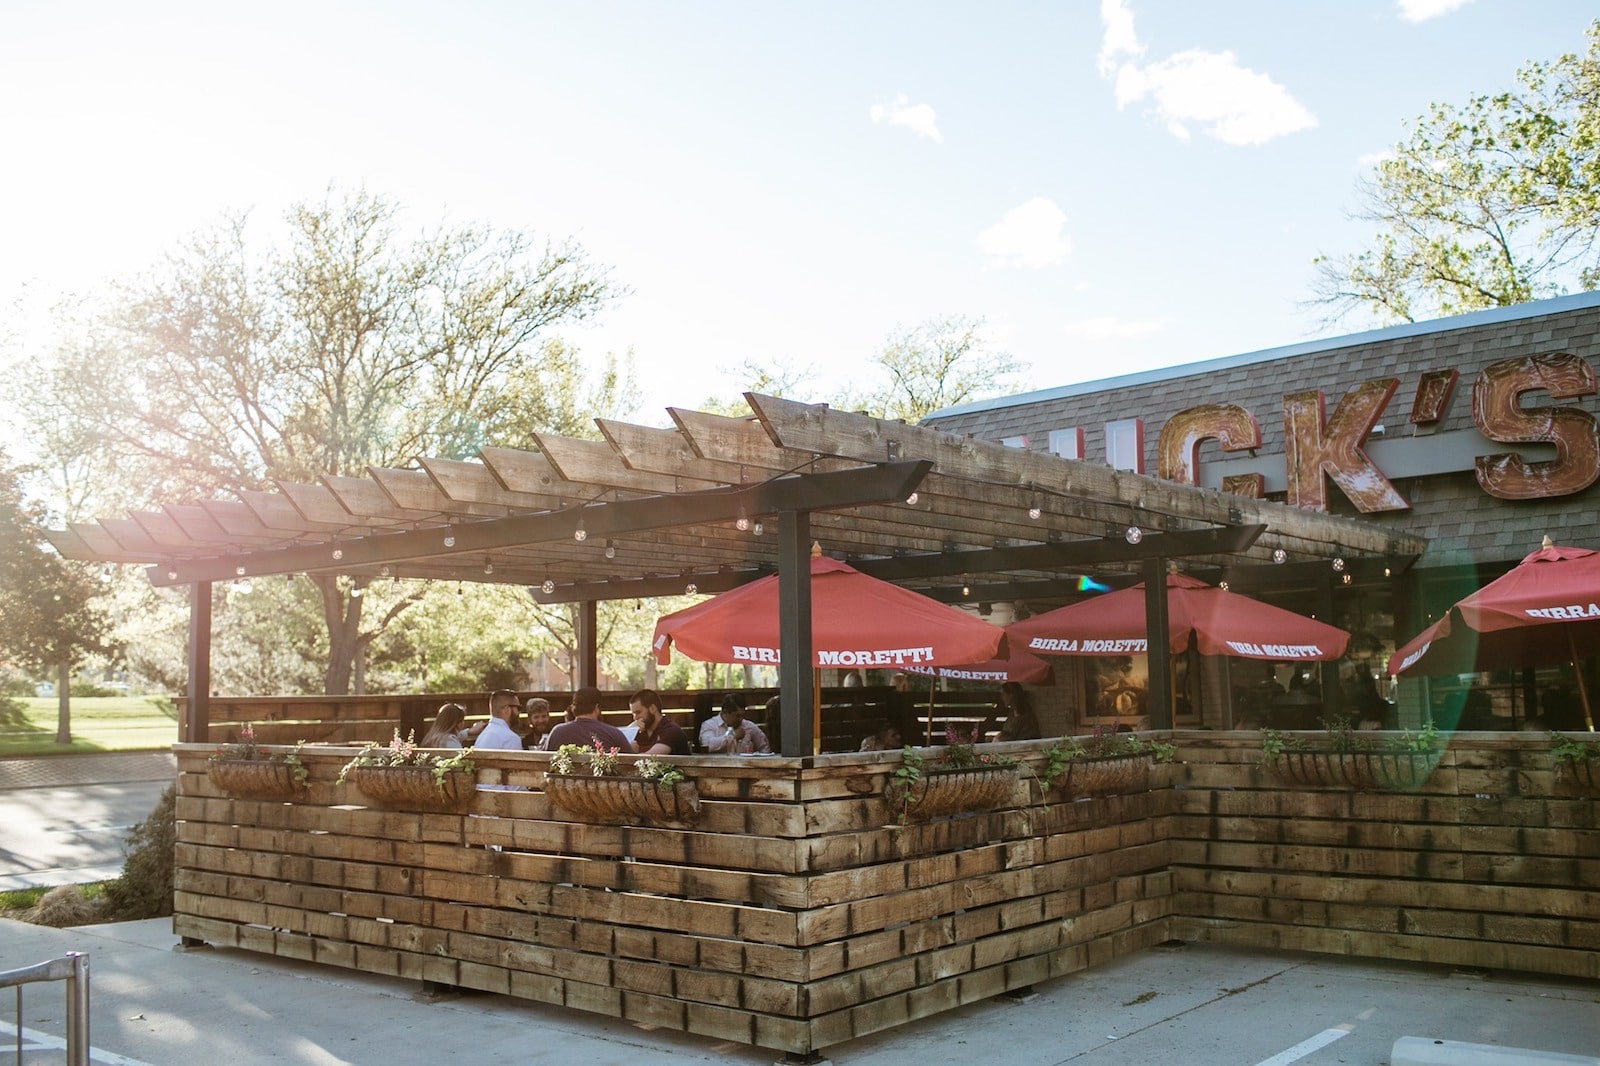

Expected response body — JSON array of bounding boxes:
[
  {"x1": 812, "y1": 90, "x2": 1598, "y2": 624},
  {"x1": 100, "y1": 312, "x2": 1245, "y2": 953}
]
[
  {"x1": 1313, "y1": 21, "x2": 1600, "y2": 323},
  {"x1": 26, "y1": 187, "x2": 629, "y2": 693},
  {"x1": 0, "y1": 451, "x2": 114, "y2": 742}
]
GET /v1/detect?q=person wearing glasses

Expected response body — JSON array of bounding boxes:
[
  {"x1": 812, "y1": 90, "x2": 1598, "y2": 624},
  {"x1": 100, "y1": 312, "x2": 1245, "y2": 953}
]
[{"x1": 474, "y1": 689, "x2": 525, "y2": 750}]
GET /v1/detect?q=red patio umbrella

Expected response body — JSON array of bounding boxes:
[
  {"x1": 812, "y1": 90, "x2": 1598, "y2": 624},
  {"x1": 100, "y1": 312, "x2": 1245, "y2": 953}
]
[
  {"x1": 1386, "y1": 538, "x2": 1600, "y2": 730},
  {"x1": 652, "y1": 551, "x2": 1005, "y2": 670},
  {"x1": 1007, "y1": 572, "x2": 1351, "y2": 663}
]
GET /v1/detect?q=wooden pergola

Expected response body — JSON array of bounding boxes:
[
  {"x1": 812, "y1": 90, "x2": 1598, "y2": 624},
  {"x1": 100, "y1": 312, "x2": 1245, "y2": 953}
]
[{"x1": 45, "y1": 393, "x2": 1424, "y2": 753}]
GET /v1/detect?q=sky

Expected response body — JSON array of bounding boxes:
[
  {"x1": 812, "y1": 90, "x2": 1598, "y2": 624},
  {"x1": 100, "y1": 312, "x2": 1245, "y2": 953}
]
[{"x1": 2, "y1": 0, "x2": 1596, "y2": 432}]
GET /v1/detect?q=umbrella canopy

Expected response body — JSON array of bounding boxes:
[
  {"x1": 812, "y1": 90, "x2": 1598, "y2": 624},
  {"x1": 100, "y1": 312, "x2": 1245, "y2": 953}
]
[
  {"x1": 903, "y1": 646, "x2": 1054, "y2": 684},
  {"x1": 1007, "y1": 572, "x2": 1350, "y2": 662},
  {"x1": 1386, "y1": 540, "x2": 1600, "y2": 730},
  {"x1": 652, "y1": 552, "x2": 1005, "y2": 669}
]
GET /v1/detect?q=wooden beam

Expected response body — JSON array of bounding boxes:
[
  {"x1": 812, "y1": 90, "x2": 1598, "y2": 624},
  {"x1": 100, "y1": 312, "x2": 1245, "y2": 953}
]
[{"x1": 146, "y1": 461, "x2": 934, "y2": 586}]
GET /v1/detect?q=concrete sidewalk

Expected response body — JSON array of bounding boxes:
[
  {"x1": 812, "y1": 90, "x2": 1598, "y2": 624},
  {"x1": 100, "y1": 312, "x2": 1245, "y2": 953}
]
[{"x1": 2, "y1": 918, "x2": 1596, "y2": 1065}]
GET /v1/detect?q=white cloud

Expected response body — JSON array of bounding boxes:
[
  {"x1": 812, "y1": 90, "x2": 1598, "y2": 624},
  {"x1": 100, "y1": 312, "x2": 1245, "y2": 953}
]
[
  {"x1": 977, "y1": 198, "x2": 1071, "y2": 269},
  {"x1": 1097, "y1": 0, "x2": 1143, "y2": 76},
  {"x1": 1397, "y1": 0, "x2": 1472, "y2": 23},
  {"x1": 869, "y1": 94, "x2": 942, "y2": 142},
  {"x1": 1062, "y1": 316, "x2": 1166, "y2": 341},
  {"x1": 1098, "y1": 3, "x2": 1316, "y2": 146}
]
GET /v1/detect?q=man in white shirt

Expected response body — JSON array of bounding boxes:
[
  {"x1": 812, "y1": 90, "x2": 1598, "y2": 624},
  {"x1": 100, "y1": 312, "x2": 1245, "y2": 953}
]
[
  {"x1": 474, "y1": 690, "x2": 524, "y2": 750},
  {"x1": 472, "y1": 689, "x2": 527, "y2": 795}
]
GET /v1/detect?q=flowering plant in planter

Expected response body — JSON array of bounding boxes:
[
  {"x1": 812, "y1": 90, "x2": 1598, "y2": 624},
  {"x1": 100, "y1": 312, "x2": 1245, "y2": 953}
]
[
  {"x1": 209, "y1": 724, "x2": 310, "y2": 789},
  {"x1": 888, "y1": 725, "x2": 1020, "y2": 821},
  {"x1": 549, "y1": 739, "x2": 623, "y2": 777},
  {"x1": 636, "y1": 757, "x2": 687, "y2": 786},
  {"x1": 337, "y1": 728, "x2": 474, "y2": 789}
]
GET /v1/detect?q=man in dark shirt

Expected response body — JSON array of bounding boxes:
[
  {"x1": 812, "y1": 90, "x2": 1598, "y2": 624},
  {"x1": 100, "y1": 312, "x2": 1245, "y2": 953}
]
[
  {"x1": 544, "y1": 686, "x2": 631, "y2": 753},
  {"x1": 630, "y1": 687, "x2": 691, "y2": 755}
]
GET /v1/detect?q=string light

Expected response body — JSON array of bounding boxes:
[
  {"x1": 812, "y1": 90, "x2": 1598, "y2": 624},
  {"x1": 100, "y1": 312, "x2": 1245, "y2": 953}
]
[
  {"x1": 1272, "y1": 548, "x2": 1287, "y2": 564},
  {"x1": 1218, "y1": 580, "x2": 1230, "y2": 592},
  {"x1": 541, "y1": 577, "x2": 555, "y2": 595},
  {"x1": 379, "y1": 565, "x2": 391, "y2": 578},
  {"x1": 166, "y1": 569, "x2": 178, "y2": 581},
  {"x1": 1342, "y1": 573, "x2": 1352, "y2": 585},
  {"x1": 573, "y1": 520, "x2": 587, "y2": 542},
  {"x1": 735, "y1": 514, "x2": 751, "y2": 532},
  {"x1": 604, "y1": 540, "x2": 616, "y2": 560},
  {"x1": 905, "y1": 492, "x2": 919, "y2": 506},
  {"x1": 482, "y1": 559, "x2": 494, "y2": 575},
  {"x1": 686, "y1": 582, "x2": 698, "y2": 595},
  {"x1": 1332, "y1": 556, "x2": 1346, "y2": 572},
  {"x1": 1125, "y1": 526, "x2": 1143, "y2": 545},
  {"x1": 752, "y1": 521, "x2": 764, "y2": 537},
  {"x1": 234, "y1": 565, "x2": 247, "y2": 577},
  {"x1": 443, "y1": 535, "x2": 456, "y2": 548},
  {"x1": 331, "y1": 548, "x2": 344, "y2": 561},
  {"x1": 1028, "y1": 499, "x2": 1042, "y2": 521}
]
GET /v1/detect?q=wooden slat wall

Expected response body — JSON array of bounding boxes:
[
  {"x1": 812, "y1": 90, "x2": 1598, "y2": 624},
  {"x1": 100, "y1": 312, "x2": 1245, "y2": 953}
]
[
  {"x1": 171, "y1": 741, "x2": 1174, "y2": 1056},
  {"x1": 171, "y1": 732, "x2": 1597, "y2": 1055},
  {"x1": 1168, "y1": 733, "x2": 1600, "y2": 981}
]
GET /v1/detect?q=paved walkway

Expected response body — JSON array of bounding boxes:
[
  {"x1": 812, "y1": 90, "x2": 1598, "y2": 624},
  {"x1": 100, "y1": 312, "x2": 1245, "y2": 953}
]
[
  {"x1": 0, "y1": 751, "x2": 177, "y2": 790},
  {"x1": 2, "y1": 920, "x2": 1597, "y2": 1065}
]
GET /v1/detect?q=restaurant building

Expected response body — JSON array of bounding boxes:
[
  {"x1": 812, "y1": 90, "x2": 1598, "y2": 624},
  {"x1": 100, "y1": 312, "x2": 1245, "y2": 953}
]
[{"x1": 923, "y1": 291, "x2": 1600, "y2": 732}]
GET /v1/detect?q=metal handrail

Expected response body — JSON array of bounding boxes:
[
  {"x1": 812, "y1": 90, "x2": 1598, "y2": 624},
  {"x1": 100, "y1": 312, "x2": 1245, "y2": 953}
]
[{"x1": 0, "y1": 953, "x2": 89, "y2": 1066}]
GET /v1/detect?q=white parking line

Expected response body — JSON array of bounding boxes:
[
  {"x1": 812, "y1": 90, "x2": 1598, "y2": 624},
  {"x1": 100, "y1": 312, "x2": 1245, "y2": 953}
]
[
  {"x1": 1253, "y1": 1026, "x2": 1352, "y2": 1066},
  {"x1": 0, "y1": 1020, "x2": 156, "y2": 1066}
]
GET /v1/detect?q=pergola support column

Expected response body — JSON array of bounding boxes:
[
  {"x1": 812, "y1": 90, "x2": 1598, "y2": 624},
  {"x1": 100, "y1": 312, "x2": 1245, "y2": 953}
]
[
  {"x1": 185, "y1": 581, "x2": 212, "y2": 743},
  {"x1": 1143, "y1": 558, "x2": 1172, "y2": 730},
  {"x1": 777, "y1": 510, "x2": 813, "y2": 757},
  {"x1": 578, "y1": 599, "x2": 598, "y2": 688}
]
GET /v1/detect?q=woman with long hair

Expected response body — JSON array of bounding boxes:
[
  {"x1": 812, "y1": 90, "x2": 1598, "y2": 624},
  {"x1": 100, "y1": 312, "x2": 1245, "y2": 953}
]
[{"x1": 421, "y1": 703, "x2": 468, "y2": 748}]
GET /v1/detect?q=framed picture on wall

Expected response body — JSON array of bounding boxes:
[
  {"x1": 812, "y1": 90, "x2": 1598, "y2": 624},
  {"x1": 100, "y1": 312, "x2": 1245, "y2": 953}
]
[{"x1": 1081, "y1": 654, "x2": 1148, "y2": 727}]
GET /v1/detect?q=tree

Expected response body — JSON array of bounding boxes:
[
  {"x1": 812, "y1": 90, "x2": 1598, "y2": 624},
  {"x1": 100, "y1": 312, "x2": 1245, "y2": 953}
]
[
  {"x1": 1313, "y1": 21, "x2": 1600, "y2": 324},
  {"x1": 723, "y1": 314, "x2": 1024, "y2": 423},
  {"x1": 27, "y1": 187, "x2": 628, "y2": 693},
  {"x1": 863, "y1": 315, "x2": 1024, "y2": 423},
  {"x1": 0, "y1": 451, "x2": 114, "y2": 742}
]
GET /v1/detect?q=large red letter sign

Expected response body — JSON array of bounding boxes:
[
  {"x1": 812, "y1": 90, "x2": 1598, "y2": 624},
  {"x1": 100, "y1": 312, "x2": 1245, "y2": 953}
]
[
  {"x1": 1473, "y1": 353, "x2": 1600, "y2": 500},
  {"x1": 1283, "y1": 379, "x2": 1407, "y2": 513},
  {"x1": 1157, "y1": 404, "x2": 1262, "y2": 486}
]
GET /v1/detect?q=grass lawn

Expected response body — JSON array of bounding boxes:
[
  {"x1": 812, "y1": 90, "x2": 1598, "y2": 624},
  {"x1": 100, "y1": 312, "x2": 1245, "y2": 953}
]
[{"x1": 0, "y1": 696, "x2": 180, "y2": 757}]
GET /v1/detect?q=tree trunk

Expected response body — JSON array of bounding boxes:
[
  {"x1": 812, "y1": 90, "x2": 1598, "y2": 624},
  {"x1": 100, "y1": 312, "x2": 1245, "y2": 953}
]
[
  {"x1": 318, "y1": 576, "x2": 363, "y2": 695},
  {"x1": 55, "y1": 661, "x2": 71, "y2": 745}
]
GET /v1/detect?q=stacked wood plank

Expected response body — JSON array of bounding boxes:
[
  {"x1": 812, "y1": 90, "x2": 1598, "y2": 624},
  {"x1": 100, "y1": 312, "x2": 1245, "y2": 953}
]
[
  {"x1": 171, "y1": 732, "x2": 1596, "y2": 1054},
  {"x1": 1169, "y1": 732, "x2": 1599, "y2": 981},
  {"x1": 171, "y1": 741, "x2": 1175, "y2": 1056}
]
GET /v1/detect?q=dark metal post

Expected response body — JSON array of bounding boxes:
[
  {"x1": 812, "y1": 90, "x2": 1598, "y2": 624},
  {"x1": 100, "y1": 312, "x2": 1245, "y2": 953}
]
[
  {"x1": 578, "y1": 599, "x2": 599, "y2": 688},
  {"x1": 777, "y1": 510, "x2": 813, "y2": 757},
  {"x1": 1143, "y1": 558, "x2": 1173, "y2": 730},
  {"x1": 185, "y1": 581, "x2": 212, "y2": 743}
]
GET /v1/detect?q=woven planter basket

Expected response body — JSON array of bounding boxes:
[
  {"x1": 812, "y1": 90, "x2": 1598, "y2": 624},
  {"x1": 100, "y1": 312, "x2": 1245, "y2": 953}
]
[
  {"x1": 1055, "y1": 754, "x2": 1151, "y2": 798},
  {"x1": 886, "y1": 764, "x2": 1017, "y2": 821},
  {"x1": 1554, "y1": 755, "x2": 1599, "y2": 794},
  {"x1": 544, "y1": 774, "x2": 701, "y2": 824},
  {"x1": 1267, "y1": 749, "x2": 1437, "y2": 792},
  {"x1": 209, "y1": 759, "x2": 302, "y2": 800},
  {"x1": 345, "y1": 765, "x2": 476, "y2": 812}
]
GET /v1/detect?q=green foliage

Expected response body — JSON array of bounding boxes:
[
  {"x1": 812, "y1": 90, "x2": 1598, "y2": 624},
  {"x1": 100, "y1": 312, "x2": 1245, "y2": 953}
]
[
  {"x1": 0, "y1": 450, "x2": 115, "y2": 680},
  {"x1": 635, "y1": 757, "x2": 686, "y2": 787},
  {"x1": 1314, "y1": 20, "x2": 1600, "y2": 323},
  {"x1": 25, "y1": 187, "x2": 629, "y2": 693},
  {"x1": 549, "y1": 739, "x2": 623, "y2": 777},
  {"x1": 101, "y1": 786, "x2": 176, "y2": 921},
  {"x1": 209, "y1": 726, "x2": 311, "y2": 788},
  {"x1": 1548, "y1": 730, "x2": 1600, "y2": 764},
  {"x1": 338, "y1": 728, "x2": 474, "y2": 788},
  {"x1": 1039, "y1": 728, "x2": 1176, "y2": 788}
]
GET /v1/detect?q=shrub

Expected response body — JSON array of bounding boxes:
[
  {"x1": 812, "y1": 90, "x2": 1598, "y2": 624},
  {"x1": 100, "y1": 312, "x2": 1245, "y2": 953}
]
[
  {"x1": 25, "y1": 884, "x2": 106, "y2": 927},
  {"x1": 101, "y1": 785, "x2": 176, "y2": 920}
]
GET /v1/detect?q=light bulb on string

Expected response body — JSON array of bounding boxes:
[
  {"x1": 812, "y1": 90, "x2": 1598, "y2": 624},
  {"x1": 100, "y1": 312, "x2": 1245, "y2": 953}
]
[{"x1": 604, "y1": 540, "x2": 616, "y2": 560}]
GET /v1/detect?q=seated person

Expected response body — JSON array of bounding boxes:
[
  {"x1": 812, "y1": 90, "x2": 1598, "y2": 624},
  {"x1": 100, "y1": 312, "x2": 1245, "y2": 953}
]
[
  {"x1": 544, "y1": 686, "x2": 632, "y2": 753},
  {"x1": 690, "y1": 691, "x2": 719, "y2": 753},
  {"x1": 699, "y1": 694, "x2": 771, "y2": 754},
  {"x1": 630, "y1": 687, "x2": 691, "y2": 755},
  {"x1": 979, "y1": 681, "x2": 1041, "y2": 742},
  {"x1": 859, "y1": 720, "x2": 903, "y2": 752},
  {"x1": 521, "y1": 697, "x2": 552, "y2": 750},
  {"x1": 421, "y1": 702, "x2": 471, "y2": 748},
  {"x1": 473, "y1": 690, "x2": 525, "y2": 750}
]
